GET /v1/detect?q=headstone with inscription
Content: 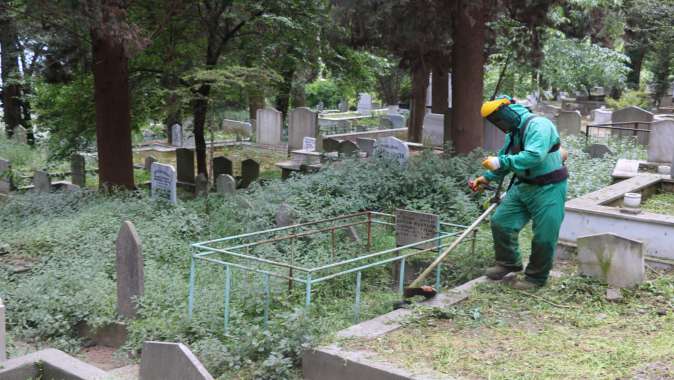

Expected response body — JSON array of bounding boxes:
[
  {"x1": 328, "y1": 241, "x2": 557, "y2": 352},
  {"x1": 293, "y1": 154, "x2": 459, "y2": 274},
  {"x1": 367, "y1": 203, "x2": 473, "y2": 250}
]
[
  {"x1": 171, "y1": 124, "x2": 183, "y2": 147},
  {"x1": 256, "y1": 108, "x2": 282, "y2": 145},
  {"x1": 175, "y1": 148, "x2": 195, "y2": 184},
  {"x1": 33, "y1": 170, "x2": 51, "y2": 193},
  {"x1": 240, "y1": 159, "x2": 259, "y2": 188},
  {"x1": 216, "y1": 174, "x2": 236, "y2": 195},
  {"x1": 395, "y1": 209, "x2": 439, "y2": 250},
  {"x1": 373, "y1": 136, "x2": 409, "y2": 165},
  {"x1": 302, "y1": 137, "x2": 316, "y2": 151},
  {"x1": 116, "y1": 221, "x2": 144, "y2": 319},
  {"x1": 70, "y1": 153, "x2": 86, "y2": 187},
  {"x1": 150, "y1": 162, "x2": 177, "y2": 204},
  {"x1": 212, "y1": 156, "x2": 233, "y2": 178}
]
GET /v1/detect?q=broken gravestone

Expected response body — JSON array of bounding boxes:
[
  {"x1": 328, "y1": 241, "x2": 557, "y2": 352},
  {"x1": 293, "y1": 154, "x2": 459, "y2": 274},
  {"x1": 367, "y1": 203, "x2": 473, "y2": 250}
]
[
  {"x1": 139, "y1": 341, "x2": 213, "y2": 380},
  {"x1": 577, "y1": 233, "x2": 644, "y2": 288},
  {"x1": 116, "y1": 221, "x2": 144, "y2": 319}
]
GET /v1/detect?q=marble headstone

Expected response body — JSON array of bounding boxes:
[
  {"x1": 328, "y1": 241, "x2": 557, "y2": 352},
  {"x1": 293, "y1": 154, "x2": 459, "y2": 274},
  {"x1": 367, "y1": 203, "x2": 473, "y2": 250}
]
[
  {"x1": 611, "y1": 106, "x2": 653, "y2": 144},
  {"x1": 357, "y1": 93, "x2": 373, "y2": 115},
  {"x1": 150, "y1": 162, "x2": 177, "y2": 204},
  {"x1": 373, "y1": 137, "x2": 409, "y2": 165},
  {"x1": 422, "y1": 113, "x2": 444, "y2": 146},
  {"x1": 116, "y1": 221, "x2": 144, "y2": 319},
  {"x1": 288, "y1": 107, "x2": 318, "y2": 151},
  {"x1": 647, "y1": 120, "x2": 674, "y2": 163},
  {"x1": 171, "y1": 123, "x2": 183, "y2": 147},
  {"x1": 256, "y1": 107, "x2": 282, "y2": 145}
]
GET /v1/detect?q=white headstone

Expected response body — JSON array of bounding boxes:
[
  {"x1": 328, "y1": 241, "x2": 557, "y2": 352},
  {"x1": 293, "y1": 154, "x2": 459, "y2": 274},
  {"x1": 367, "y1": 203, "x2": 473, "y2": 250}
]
[
  {"x1": 288, "y1": 107, "x2": 318, "y2": 151},
  {"x1": 577, "y1": 233, "x2": 644, "y2": 288},
  {"x1": 647, "y1": 120, "x2": 674, "y2": 163},
  {"x1": 256, "y1": 108, "x2": 282, "y2": 145},
  {"x1": 422, "y1": 113, "x2": 444, "y2": 146},
  {"x1": 556, "y1": 110, "x2": 582, "y2": 135},
  {"x1": 171, "y1": 124, "x2": 183, "y2": 147},
  {"x1": 302, "y1": 137, "x2": 316, "y2": 151},
  {"x1": 591, "y1": 107, "x2": 612, "y2": 124},
  {"x1": 373, "y1": 136, "x2": 409, "y2": 165},
  {"x1": 357, "y1": 93, "x2": 373, "y2": 115},
  {"x1": 150, "y1": 163, "x2": 177, "y2": 204}
]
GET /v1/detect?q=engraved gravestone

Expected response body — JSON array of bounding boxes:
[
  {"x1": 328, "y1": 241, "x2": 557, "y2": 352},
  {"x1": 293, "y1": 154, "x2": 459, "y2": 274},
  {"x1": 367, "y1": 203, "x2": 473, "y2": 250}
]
[
  {"x1": 212, "y1": 156, "x2": 233, "y2": 178},
  {"x1": 395, "y1": 209, "x2": 439, "y2": 250},
  {"x1": 116, "y1": 221, "x2": 144, "y2": 319},
  {"x1": 302, "y1": 137, "x2": 316, "y2": 151},
  {"x1": 175, "y1": 148, "x2": 195, "y2": 184},
  {"x1": 71, "y1": 153, "x2": 86, "y2": 187},
  {"x1": 33, "y1": 170, "x2": 51, "y2": 193},
  {"x1": 150, "y1": 162, "x2": 177, "y2": 204},
  {"x1": 373, "y1": 136, "x2": 409, "y2": 165},
  {"x1": 240, "y1": 159, "x2": 259, "y2": 188},
  {"x1": 216, "y1": 174, "x2": 236, "y2": 195}
]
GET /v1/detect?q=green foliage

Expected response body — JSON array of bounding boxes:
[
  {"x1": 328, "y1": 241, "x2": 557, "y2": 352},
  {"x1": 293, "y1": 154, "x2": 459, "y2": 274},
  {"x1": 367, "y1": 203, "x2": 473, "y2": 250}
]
[
  {"x1": 605, "y1": 89, "x2": 652, "y2": 109},
  {"x1": 542, "y1": 32, "x2": 629, "y2": 94},
  {"x1": 305, "y1": 79, "x2": 340, "y2": 108}
]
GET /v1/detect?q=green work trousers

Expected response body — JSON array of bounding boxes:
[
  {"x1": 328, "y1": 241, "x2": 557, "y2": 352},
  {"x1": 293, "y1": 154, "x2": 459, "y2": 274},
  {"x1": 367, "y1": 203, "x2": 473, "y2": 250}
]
[{"x1": 490, "y1": 180, "x2": 567, "y2": 285}]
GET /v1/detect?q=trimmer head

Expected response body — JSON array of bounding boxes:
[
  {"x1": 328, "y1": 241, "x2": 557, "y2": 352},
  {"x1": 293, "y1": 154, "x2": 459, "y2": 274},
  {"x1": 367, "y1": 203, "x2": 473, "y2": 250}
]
[{"x1": 403, "y1": 285, "x2": 437, "y2": 299}]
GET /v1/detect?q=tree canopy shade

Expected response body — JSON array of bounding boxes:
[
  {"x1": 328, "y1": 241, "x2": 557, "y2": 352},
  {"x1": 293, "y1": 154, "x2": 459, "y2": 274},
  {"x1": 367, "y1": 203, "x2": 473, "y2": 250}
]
[{"x1": 542, "y1": 32, "x2": 629, "y2": 95}]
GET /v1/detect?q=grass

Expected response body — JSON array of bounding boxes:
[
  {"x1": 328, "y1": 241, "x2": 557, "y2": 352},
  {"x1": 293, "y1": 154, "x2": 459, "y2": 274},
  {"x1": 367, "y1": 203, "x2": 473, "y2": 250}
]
[
  {"x1": 642, "y1": 192, "x2": 674, "y2": 216},
  {"x1": 346, "y1": 270, "x2": 674, "y2": 379}
]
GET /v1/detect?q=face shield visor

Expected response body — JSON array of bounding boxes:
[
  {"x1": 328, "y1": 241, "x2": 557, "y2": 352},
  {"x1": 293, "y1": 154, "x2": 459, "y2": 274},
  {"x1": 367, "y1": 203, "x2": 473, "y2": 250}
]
[{"x1": 486, "y1": 104, "x2": 522, "y2": 133}]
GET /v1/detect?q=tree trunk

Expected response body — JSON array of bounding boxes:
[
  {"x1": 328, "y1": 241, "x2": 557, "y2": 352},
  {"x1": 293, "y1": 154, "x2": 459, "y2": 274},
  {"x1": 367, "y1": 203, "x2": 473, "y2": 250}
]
[
  {"x1": 451, "y1": 1, "x2": 486, "y2": 154},
  {"x1": 431, "y1": 54, "x2": 449, "y2": 114},
  {"x1": 409, "y1": 61, "x2": 429, "y2": 143},
  {"x1": 624, "y1": 26, "x2": 646, "y2": 90},
  {"x1": 192, "y1": 84, "x2": 210, "y2": 177},
  {"x1": 0, "y1": 14, "x2": 22, "y2": 139},
  {"x1": 164, "y1": 75, "x2": 181, "y2": 145},
  {"x1": 248, "y1": 92, "x2": 264, "y2": 120},
  {"x1": 275, "y1": 67, "x2": 295, "y2": 121},
  {"x1": 91, "y1": 20, "x2": 135, "y2": 190}
]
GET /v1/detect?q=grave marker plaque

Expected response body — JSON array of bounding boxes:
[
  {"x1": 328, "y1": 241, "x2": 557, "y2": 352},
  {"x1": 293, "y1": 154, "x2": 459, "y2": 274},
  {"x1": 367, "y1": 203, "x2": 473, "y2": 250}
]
[
  {"x1": 302, "y1": 137, "x2": 316, "y2": 151},
  {"x1": 395, "y1": 209, "x2": 439, "y2": 250},
  {"x1": 150, "y1": 163, "x2": 177, "y2": 204}
]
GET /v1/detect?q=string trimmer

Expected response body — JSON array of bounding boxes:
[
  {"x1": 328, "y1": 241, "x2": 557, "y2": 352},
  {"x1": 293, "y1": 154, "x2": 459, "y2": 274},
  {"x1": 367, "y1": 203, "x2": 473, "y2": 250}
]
[{"x1": 401, "y1": 176, "x2": 510, "y2": 300}]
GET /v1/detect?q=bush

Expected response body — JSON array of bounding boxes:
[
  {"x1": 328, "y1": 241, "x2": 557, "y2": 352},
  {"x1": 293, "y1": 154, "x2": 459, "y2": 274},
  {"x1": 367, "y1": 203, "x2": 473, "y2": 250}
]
[
  {"x1": 305, "y1": 79, "x2": 341, "y2": 109},
  {"x1": 605, "y1": 89, "x2": 652, "y2": 110}
]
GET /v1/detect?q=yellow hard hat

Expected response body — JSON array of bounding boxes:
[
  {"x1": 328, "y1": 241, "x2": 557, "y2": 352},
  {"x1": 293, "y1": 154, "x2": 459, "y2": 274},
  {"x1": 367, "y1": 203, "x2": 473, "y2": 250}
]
[{"x1": 481, "y1": 98, "x2": 511, "y2": 118}]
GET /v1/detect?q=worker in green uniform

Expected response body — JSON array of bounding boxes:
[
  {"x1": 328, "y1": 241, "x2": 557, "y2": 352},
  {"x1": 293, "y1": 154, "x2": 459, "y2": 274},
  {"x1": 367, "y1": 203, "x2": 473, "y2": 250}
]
[{"x1": 470, "y1": 96, "x2": 568, "y2": 289}]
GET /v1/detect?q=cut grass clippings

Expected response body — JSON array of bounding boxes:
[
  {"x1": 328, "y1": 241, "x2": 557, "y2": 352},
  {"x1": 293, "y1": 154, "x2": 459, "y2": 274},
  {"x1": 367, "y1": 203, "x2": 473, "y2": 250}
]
[{"x1": 346, "y1": 271, "x2": 674, "y2": 380}]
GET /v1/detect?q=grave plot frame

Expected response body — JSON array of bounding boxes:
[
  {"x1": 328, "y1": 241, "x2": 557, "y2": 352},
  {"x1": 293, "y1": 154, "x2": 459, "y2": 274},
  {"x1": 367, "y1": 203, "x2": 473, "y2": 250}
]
[
  {"x1": 584, "y1": 121, "x2": 652, "y2": 145},
  {"x1": 188, "y1": 210, "x2": 475, "y2": 333}
]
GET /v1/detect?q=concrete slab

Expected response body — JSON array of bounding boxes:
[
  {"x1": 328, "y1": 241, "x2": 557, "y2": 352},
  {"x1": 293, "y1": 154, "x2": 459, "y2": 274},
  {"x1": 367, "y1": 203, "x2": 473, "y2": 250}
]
[
  {"x1": 577, "y1": 233, "x2": 645, "y2": 288},
  {"x1": 139, "y1": 341, "x2": 213, "y2": 380},
  {"x1": 0, "y1": 348, "x2": 108, "y2": 380}
]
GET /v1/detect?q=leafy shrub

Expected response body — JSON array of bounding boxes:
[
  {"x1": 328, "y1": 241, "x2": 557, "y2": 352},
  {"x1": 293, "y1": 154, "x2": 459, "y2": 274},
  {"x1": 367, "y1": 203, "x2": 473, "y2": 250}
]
[
  {"x1": 305, "y1": 79, "x2": 341, "y2": 109},
  {"x1": 605, "y1": 89, "x2": 652, "y2": 110}
]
